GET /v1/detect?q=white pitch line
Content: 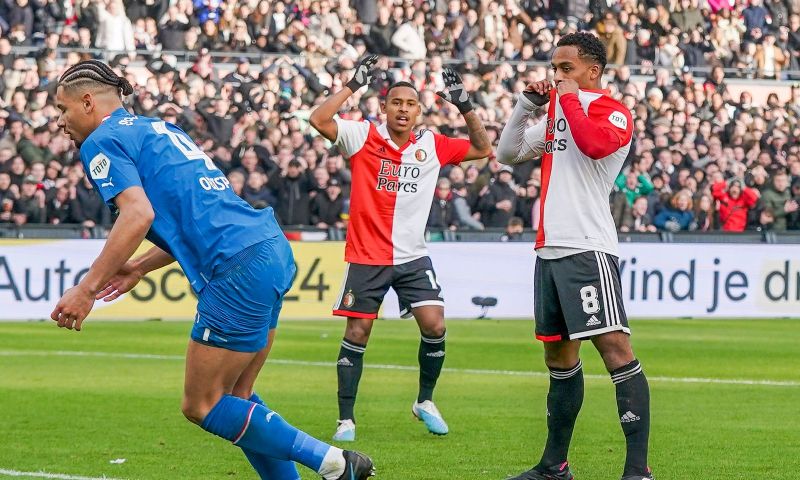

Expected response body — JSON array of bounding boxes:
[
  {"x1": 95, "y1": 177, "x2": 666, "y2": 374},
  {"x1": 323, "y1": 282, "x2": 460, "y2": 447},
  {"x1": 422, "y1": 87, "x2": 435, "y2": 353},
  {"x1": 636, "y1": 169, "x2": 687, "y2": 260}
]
[
  {"x1": 1, "y1": 349, "x2": 798, "y2": 387},
  {"x1": 0, "y1": 469, "x2": 124, "y2": 480}
]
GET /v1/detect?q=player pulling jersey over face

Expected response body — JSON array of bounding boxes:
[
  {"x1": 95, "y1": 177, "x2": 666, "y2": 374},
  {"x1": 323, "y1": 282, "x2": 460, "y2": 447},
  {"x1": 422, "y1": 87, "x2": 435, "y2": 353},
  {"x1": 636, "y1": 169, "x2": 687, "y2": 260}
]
[
  {"x1": 497, "y1": 33, "x2": 653, "y2": 480},
  {"x1": 50, "y1": 60, "x2": 374, "y2": 480},
  {"x1": 310, "y1": 56, "x2": 492, "y2": 441}
]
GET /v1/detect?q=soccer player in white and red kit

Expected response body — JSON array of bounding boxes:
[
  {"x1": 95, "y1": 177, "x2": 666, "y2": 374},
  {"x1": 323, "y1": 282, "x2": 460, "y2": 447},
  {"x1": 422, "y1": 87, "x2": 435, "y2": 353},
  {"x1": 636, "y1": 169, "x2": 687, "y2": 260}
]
[
  {"x1": 497, "y1": 33, "x2": 653, "y2": 480},
  {"x1": 310, "y1": 56, "x2": 492, "y2": 441}
]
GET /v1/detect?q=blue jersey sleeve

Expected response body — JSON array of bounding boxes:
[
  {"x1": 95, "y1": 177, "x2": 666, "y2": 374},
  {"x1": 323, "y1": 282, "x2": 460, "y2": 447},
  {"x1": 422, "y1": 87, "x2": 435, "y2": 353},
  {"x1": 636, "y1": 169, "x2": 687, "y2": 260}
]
[{"x1": 80, "y1": 135, "x2": 143, "y2": 205}]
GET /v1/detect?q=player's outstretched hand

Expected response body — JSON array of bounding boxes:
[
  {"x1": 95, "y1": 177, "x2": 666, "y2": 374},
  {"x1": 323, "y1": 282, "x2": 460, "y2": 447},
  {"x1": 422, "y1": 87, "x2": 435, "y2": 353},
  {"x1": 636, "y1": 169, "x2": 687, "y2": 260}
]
[
  {"x1": 436, "y1": 67, "x2": 473, "y2": 114},
  {"x1": 51, "y1": 283, "x2": 95, "y2": 331},
  {"x1": 522, "y1": 80, "x2": 552, "y2": 106},
  {"x1": 96, "y1": 262, "x2": 144, "y2": 303},
  {"x1": 346, "y1": 54, "x2": 379, "y2": 92}
]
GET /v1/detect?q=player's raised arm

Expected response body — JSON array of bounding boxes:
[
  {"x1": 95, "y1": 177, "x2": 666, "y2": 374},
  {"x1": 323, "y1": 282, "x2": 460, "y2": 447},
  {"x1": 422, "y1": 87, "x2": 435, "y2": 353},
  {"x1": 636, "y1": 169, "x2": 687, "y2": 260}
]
[
  {"x1": 435, "y1": 68, "x2": 492, "y2": 161},
  {"x1": 496, "y1": 80, "x2": 551, "y2": 165},
  {"x1": 309, "y1": 54, "x2": 379, "y2": 142},
  {"x1": 555, "y1": 78, "x2": 632, "y2": 160}
]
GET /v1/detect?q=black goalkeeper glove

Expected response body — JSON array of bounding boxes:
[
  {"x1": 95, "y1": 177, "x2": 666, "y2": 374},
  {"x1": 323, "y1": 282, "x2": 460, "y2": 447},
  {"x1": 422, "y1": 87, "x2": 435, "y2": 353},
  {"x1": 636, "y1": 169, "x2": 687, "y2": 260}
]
[
  {"x1": 522, "y1": 89, "x2": 550, "y2": 106},
  {"x1": 346, "y1": 54, "x2": 379, "y2": 92},
  {"x1": 436, "y1": 68, "x2": 473, "y2": 115}
]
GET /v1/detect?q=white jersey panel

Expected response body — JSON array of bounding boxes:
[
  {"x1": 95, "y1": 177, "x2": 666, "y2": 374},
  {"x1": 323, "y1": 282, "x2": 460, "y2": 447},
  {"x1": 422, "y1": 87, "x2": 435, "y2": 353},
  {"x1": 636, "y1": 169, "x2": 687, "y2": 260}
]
[
  {"x1": 390, "y1": 130, "x2": 442, "y2": 265},
  {"x1": 540, "y1": 91, "x2": 630, "y2": 257}
]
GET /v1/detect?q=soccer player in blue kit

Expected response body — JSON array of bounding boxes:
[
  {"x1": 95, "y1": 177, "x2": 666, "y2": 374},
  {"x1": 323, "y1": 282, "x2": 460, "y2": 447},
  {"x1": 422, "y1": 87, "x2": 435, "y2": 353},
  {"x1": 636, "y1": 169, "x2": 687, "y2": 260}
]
[{"x1": 49, "y1": 60, "x2": 375, "y2": 480}]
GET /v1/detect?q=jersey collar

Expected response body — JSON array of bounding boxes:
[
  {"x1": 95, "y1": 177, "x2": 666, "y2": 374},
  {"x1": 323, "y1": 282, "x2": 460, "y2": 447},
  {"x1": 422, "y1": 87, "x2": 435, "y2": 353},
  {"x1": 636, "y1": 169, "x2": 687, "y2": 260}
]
[
  {"x1": 377, "y1": 123, "x2": 416, "y2": 150},
  {"x1": 101, "y1": 108, "x2": 129, "y2": 123}
]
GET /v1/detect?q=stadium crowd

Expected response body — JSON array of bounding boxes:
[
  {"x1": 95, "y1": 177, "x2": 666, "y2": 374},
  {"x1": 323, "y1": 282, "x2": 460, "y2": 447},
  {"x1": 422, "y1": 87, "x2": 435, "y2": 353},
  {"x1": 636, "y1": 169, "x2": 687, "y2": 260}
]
[{"x1": 1, "y1": 0, "x2": 800, "y2": 234}]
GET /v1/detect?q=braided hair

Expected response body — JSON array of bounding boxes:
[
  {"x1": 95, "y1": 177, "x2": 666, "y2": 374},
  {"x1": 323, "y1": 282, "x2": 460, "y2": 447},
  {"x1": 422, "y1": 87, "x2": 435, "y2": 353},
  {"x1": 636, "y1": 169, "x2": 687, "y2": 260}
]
[
  {"x1": 556, "y1": 32, "x2": 608, "y2": 71},
  {"x1": 58, "y1": 60, "x2": 134, "y2": 98}
]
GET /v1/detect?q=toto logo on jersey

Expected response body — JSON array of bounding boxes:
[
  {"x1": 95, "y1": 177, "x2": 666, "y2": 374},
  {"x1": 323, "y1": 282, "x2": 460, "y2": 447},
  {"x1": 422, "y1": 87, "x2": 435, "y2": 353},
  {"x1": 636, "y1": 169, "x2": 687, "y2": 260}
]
[
  {"x1": 376, "y1": 160, "x2": 421, "y2": 193},
  {"x1": 89, "y1": 153, "x2": 111, "y2": 180}
]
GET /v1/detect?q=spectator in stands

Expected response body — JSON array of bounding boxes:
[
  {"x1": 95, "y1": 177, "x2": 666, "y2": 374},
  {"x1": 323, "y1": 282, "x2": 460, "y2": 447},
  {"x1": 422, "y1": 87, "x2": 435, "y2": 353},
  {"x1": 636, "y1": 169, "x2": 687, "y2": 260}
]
[
  {"x1": 311, "y1": 177, "x2": 345, "y2": 229},
  {"x1": 227, "y1": 170, "x2": 245, "y2": 196},
  {"x1": 0, "y1": 171, "x2": 16, "y2": 222},
  {"x1": 428, "y1": 177, "x2": 458, "y2": 231},
  {"x1": 655, "y1": 190, "x2": 695, "y2": 231},
  {"x1": 694, "y1": 194, "x2": 717, "y2": 231},
  {"x1": 712, "y1": 175, "x2": 760, "y2": 232},
  {"x1": 95, "y1": 0, "x2": 136, "y2": 54},
  {"x1": 615, "y1": 166, "x2": 655, "y2": 207},
  {"x1": 71, "y1": 175, "x2": 111, "y2": 229},
  {"x1": 242, "y1": 170, "x2": 274, "y2": 209},
  {"x1": 756, "y1": 32, "x2": 788, "y2": 79},
  {"x1": 479, "y1": 165, "x2": 517, "y2": 229},
  {"x1": 786, "y1": 178, "x2": 800, "y2": 229},
  {"x1": 451, "y1": 182, "x2": 483, "y2": 231},
  {"x1": 12, "y1": 175, "x2": 45, "y2": 225},
  {"x1": 760, "y1": 170, "x2": 798, "y2": 231},
  {"x1": 500, "y1": 216, "x2": 525, "y2": 242},
  {"x1": 46, "y1": 184, "x2": 74, "y2": 224},
  {"x1": 391, "y1": 10, "x2": 426, "y2": 60},
  {"x1": 748, "y1": 207, "x2": 775, "y2": 231},
  {"x1": 620, "y1": 196, "x2": 657, "y2": 233},
  {"x1": 276, "y1": 159, "x2": 312, "y2": 226},
  {"x1": 597, "y1": 13, "x2": 626, "y2": 66}
]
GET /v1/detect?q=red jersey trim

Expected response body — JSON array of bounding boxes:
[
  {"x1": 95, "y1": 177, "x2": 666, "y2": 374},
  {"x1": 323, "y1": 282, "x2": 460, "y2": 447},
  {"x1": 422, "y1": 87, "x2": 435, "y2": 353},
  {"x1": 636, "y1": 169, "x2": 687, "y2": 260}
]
[
  {"x1": 332, "y1": 309, "x2": 379, "y2": 319},
  {"x1": 536, "y1": 334, "x2": 563, "y2": 342},
  {"x1": 535, "y1": 90, "x2": 558, "y2": 249}
]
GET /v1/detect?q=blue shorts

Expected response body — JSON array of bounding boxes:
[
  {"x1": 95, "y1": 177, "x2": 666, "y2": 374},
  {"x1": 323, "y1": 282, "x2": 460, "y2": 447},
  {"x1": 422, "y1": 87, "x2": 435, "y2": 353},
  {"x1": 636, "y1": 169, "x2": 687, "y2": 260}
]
[{"x1": 190, "y1": 237, "x2": 296, "y2": 352}]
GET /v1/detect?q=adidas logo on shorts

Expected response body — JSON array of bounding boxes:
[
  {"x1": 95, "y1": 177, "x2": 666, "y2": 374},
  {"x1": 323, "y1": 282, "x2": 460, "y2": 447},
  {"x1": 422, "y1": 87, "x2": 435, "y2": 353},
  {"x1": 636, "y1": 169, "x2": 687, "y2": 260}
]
[
  {"x1": 337, "y1": 357, "x2": 354, "y2": 367},
  {"x1": 620, "y1": 411, "x2": 640, "y2": 423},
  {"x1": 586, "y1": 315, "x2": 601, "y2": 327}
]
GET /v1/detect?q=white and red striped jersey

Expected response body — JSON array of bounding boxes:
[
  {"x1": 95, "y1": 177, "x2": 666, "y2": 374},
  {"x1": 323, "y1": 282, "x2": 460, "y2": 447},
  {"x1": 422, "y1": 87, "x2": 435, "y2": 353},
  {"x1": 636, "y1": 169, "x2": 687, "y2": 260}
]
[
  {"x1": 497, "y1": 89, "x2": 633, "y2": 257},
  {"x1": 334, "y1": 118, "x2": 470, "y2": 265}
]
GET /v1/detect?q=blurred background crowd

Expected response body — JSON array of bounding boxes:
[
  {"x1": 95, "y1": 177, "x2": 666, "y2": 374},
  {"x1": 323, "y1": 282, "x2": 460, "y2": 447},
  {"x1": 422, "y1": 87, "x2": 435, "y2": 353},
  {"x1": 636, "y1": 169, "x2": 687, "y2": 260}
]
[{"x1": 1, "y1": 0, "x2": 799, "y2": 235}]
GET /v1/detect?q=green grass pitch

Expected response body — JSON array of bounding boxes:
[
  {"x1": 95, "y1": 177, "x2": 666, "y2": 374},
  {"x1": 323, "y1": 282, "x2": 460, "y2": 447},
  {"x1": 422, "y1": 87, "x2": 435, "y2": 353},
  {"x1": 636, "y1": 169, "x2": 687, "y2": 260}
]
[{"x1": 1, "y1": 319, "x2": 799, "y2": 479}]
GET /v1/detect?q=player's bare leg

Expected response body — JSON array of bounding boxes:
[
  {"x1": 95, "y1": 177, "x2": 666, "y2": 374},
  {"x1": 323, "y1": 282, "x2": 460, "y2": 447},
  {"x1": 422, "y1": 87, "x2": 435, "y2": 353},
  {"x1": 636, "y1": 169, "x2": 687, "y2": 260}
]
[
  {"x1": 182, "y1": 340, "x2": 256, "y2": 424},
  {"x1": 334, "y1": 318, "x2": 375, "y2": 441},
  {"x1": 231, "y1": 328, "x2": 277, "y2": 399},
  {"x1": 593, "y1": 332, "x2": 652, "y2": 480},
  {"x1": 411, "y1": 305, "x2": 449, "y2": 435}
]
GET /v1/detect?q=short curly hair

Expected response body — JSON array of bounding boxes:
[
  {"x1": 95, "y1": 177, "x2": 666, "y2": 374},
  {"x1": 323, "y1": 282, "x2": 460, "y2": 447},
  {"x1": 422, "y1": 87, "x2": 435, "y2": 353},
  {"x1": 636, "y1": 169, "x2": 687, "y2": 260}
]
[{"x1": 556, "y1": 32, "x2": 608, "y2": 71}]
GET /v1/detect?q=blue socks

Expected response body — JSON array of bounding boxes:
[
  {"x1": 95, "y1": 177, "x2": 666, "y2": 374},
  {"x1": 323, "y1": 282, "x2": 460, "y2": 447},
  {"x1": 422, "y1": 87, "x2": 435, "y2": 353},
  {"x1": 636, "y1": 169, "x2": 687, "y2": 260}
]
[
  {"x1": 241, "y1": 393, "x2": 301, "y2": 480},
  {"x1": 201, "y1": 394, "x2": 331, "y2": 473}
]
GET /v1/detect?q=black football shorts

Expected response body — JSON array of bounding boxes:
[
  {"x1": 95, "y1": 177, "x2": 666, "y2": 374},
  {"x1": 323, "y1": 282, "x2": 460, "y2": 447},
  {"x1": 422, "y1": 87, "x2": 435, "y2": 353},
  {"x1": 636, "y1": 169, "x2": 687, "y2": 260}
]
[
  {"x1": 332, "y1": 256, "x2": 444, "y2": 319},
  {"x1": 534, "y1": 251, "x2": 630, "y2": 341}
]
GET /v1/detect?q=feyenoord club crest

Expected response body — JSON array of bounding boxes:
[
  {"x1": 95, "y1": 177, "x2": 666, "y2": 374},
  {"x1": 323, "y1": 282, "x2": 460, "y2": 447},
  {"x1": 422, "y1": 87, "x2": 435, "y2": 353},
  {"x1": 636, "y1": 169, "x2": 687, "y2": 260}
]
[
  {"x1": 415, "y1": 149, "x2": 427, "y2": 162},
  {"x1": 343, "y1": 290, "x2": 356, "y2": 308}
]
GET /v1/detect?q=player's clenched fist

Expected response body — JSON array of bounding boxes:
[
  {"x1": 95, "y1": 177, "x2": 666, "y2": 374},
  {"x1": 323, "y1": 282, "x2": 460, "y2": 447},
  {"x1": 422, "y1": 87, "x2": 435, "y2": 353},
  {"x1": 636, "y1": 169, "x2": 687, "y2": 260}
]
[
  {"x1": 523, "y1": 80, "x2": 552, "y2": 106},
  {"x1": 436, "y1": 67, "x2": 473, "y2": 114},
  {"x1": 346, "y1": 54, "x2": 379, "y2": 92},
  {"x1": 556, "y1": 78, "x2": 580, "y2": 96}
]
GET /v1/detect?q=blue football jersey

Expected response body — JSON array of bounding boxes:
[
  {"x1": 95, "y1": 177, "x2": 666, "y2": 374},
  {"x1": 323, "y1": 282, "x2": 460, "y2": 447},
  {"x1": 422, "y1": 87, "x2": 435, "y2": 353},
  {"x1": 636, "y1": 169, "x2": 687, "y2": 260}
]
[{"x1": 79, "y1": 108, "x2": 283, "y2": 293}]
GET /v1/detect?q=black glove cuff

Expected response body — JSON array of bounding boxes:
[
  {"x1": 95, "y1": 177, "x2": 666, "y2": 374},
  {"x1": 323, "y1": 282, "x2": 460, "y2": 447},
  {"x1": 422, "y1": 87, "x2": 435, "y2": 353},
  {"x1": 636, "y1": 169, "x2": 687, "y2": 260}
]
[
  {"x1": 456, "y1": 101, "x2": 474, "y2": 115},
  {"x1": 346, "y1": 79, "x2": 364, "y2": 92}
]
